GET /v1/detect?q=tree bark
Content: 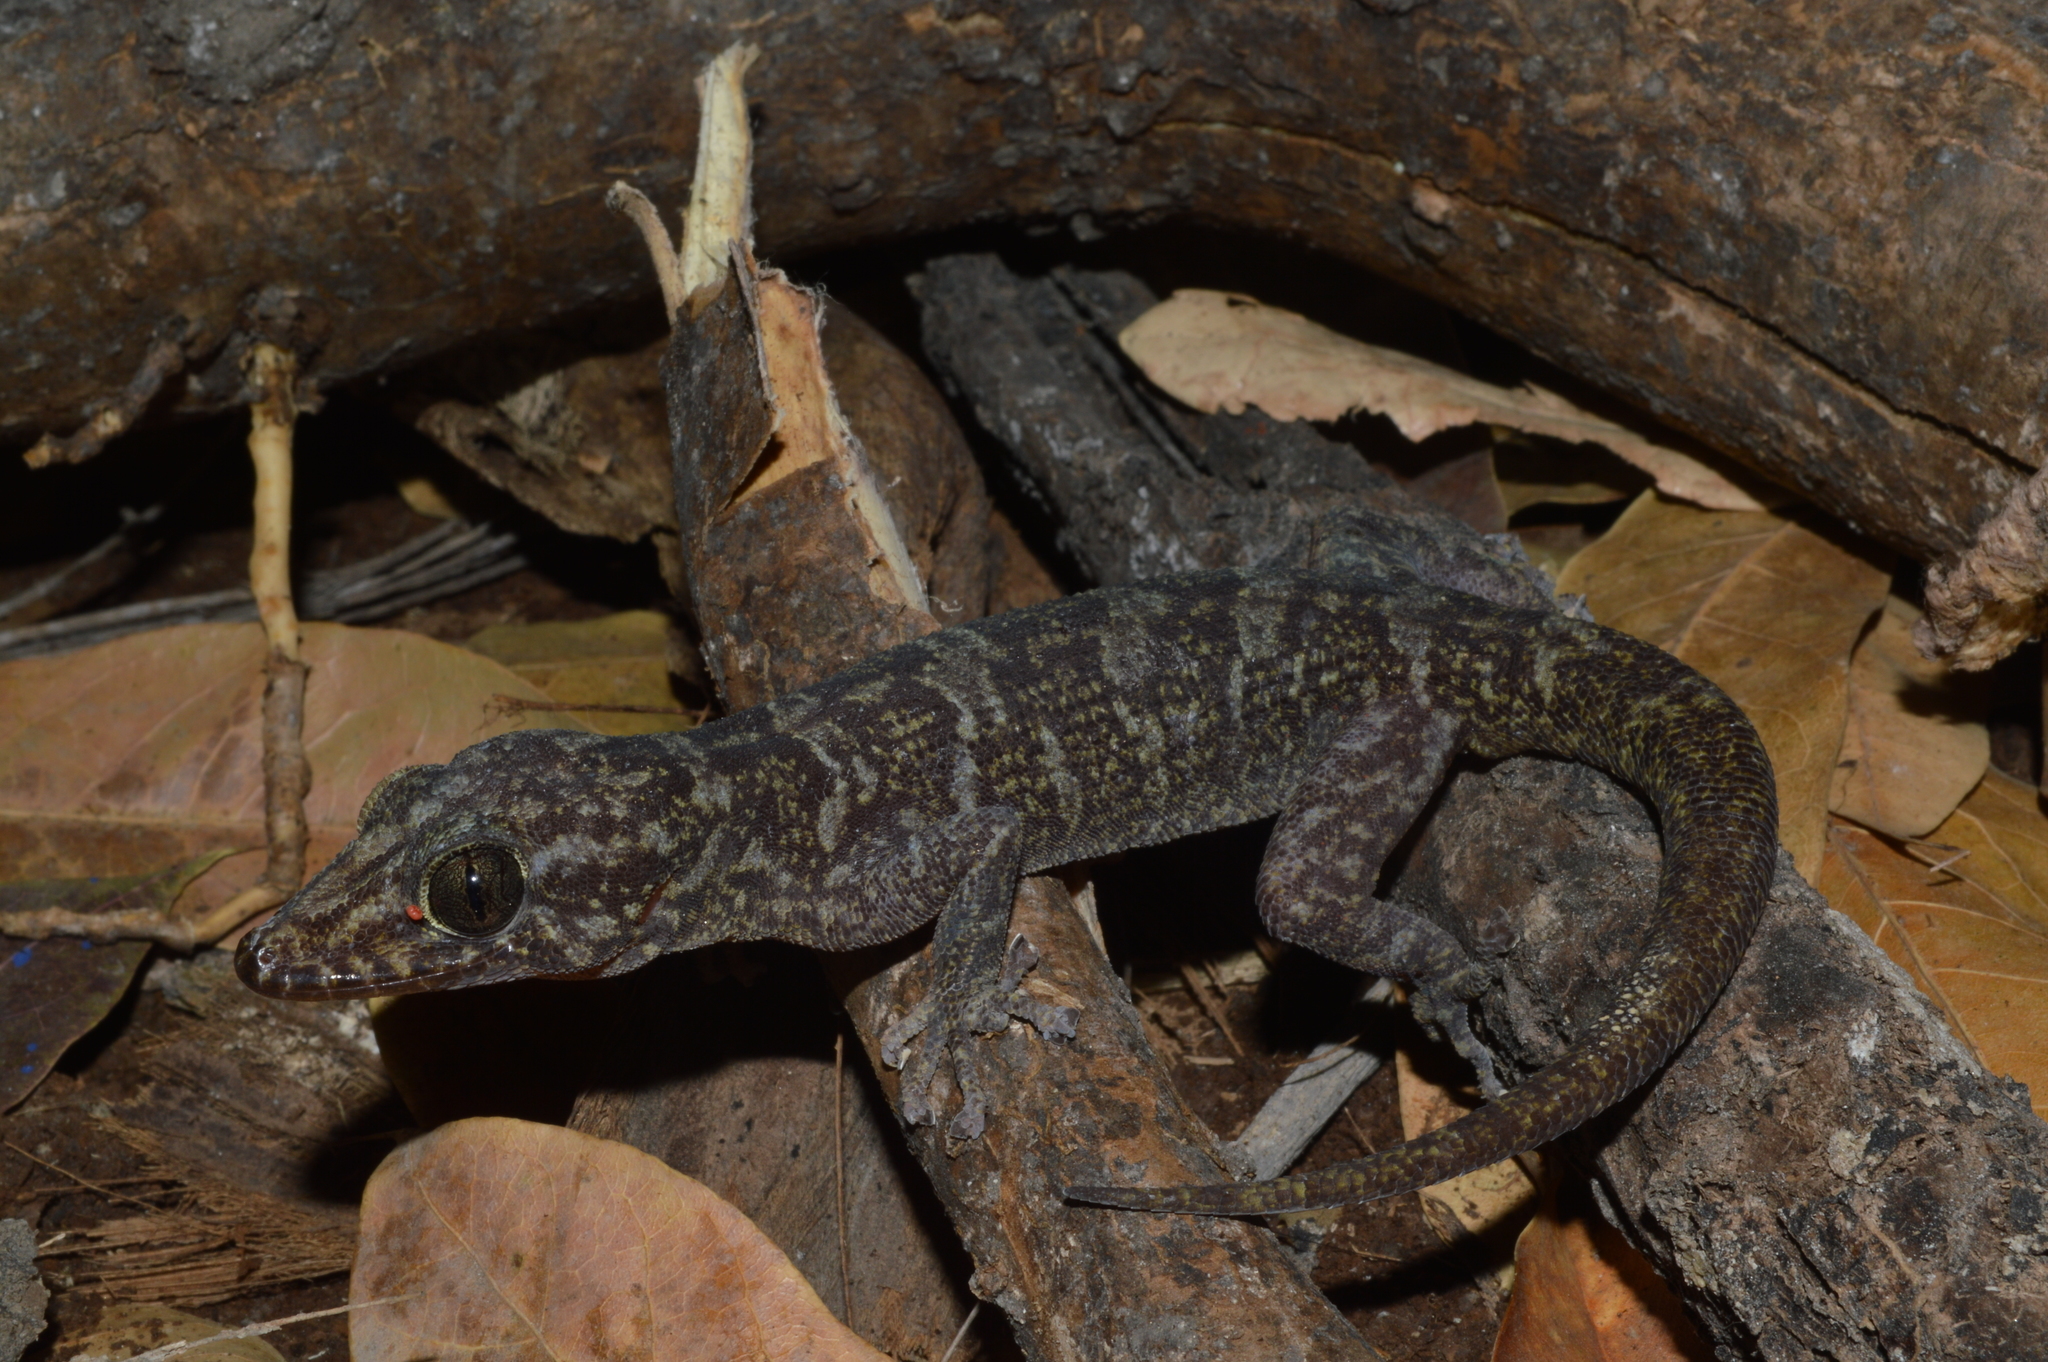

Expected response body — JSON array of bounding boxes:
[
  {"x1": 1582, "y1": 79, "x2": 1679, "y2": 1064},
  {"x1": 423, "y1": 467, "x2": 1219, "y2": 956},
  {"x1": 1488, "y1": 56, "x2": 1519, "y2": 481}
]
[{"x1": 6, "y1": 0, "x2": 2040, "y2": 565}]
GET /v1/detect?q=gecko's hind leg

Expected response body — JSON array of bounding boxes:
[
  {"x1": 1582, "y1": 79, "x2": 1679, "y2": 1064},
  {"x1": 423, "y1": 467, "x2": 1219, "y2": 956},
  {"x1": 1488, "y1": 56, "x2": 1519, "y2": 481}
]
[
  {"x1": 1259, "y1": 694, "x2": 1505, "y2": 1098},
  {"x1": 877, "y1": 807, "x2": 1078, "y2": 1139}
]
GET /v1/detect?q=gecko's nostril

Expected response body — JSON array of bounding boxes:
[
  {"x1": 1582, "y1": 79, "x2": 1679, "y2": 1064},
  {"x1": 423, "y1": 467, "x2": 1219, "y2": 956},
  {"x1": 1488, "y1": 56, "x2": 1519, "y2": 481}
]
[{"x1": 233, "y1": 937, "x2": 273, "y2": 990}]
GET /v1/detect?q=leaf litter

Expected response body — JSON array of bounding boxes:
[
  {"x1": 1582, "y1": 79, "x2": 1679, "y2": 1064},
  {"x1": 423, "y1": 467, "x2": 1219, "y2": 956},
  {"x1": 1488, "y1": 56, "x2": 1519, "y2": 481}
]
[{"x1": 350, "y1": 1117, "x2": 887, "y2": 1362}]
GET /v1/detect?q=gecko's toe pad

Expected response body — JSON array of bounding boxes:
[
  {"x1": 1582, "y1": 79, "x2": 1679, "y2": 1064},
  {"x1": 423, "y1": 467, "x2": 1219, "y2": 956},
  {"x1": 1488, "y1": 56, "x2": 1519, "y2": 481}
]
[{"x1": 887, "y1": 982, "x2": 1082, "y2": 1136}]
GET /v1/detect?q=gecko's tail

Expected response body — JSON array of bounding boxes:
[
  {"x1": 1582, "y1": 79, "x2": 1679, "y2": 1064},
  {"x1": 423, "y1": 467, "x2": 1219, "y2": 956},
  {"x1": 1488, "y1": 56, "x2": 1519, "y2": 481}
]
[
  {"x1": 1069, "y1": 617, "x2": 1780, "y2": 1217},
  {"x1": 1065, "y1": 1043, "x2": 1646, "y2": 1214}
]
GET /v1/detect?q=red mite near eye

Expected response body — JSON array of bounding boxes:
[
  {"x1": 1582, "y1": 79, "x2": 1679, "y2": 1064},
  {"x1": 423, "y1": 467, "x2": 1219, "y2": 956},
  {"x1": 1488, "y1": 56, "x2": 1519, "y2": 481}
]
[{"x1": 405, "y1": 904, "x2": 424, "y2": 922}]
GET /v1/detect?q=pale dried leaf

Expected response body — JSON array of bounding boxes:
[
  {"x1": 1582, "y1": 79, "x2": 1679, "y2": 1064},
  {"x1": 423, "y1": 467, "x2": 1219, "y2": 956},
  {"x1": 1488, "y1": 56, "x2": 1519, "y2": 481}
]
[
  {"x1": 1119, "y1": 290, "x2": 1764, "y2": 511},
  {"x1": 1830, "y1": 595, "x2": 1990, "y2": 839},
  {"x1": 0, "y1": 622, "x2": 586, "y2": 905},
  {"x1": 64, "y1": 1302, "x2": 286, "y2": 1362},
  {"x1": 351, "y1": 1117, "x2": 887, "y2": 1362},
  {"x1": 466, "y1": 611, "x2": 699, "y2": 737},
  {"x1": 1559, "y1": 493, "x2": 1891, "y2": 881},
  {"x1": 1823, "y1": 796, "x2": 2048, "y2": 1121}
]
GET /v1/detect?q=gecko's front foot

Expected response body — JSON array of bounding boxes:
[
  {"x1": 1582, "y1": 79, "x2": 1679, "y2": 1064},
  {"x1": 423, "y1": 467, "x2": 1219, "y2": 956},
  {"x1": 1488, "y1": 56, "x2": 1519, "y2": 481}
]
[
  {"x1": 1411, "y1": 969, "x2": 1505, "y2": 1099},
  {"x1": 882, "y1": 935, "x2": 1079, "y2": 1139}
]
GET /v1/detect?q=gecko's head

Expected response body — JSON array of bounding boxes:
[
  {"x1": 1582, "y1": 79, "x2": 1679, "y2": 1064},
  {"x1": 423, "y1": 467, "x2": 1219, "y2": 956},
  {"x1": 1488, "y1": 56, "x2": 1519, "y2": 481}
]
[{"x1": 235, "y1": 729, "x2": 686, "y2": 1000}]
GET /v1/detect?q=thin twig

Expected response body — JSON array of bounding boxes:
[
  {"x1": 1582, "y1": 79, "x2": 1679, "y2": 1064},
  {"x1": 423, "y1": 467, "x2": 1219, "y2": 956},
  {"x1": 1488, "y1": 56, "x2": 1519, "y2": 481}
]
[
  {"x1": 24, "y1": 335, "x2": 186, "y2": 468},
  {"x1": 606, "y1": 182, "x2": 687, "y2": 323},
  {"x1": 1176, "y1": 962, "x2": 1246, "y2": 1057},
  {"x1": 208, "y1": 344, "x2": 311, "y2": 937},
  {"x1": 3, "y1": 1142, "x2": 159, "y2": 1213},
  {"x1": 96, "y1": 1295, "x2": 412, "y2": 1362},
  {"x1": 937, "y1": 1301, "x2": 981, "y2": 1362},
  {"x1": 0, "y1": 504, "x2": 163, "y2": 625},
  {"x1": 834, "y1": 1030, "x2": 853, "y2": 1333}
]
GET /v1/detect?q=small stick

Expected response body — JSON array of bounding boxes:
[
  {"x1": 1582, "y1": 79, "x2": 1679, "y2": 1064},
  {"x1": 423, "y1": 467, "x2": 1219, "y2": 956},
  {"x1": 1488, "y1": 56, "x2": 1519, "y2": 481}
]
[
  {"x1": 99, "y1": 1295, "x2": 411, "y2": 1362},
  {"x1": 3, "y1": 1141, "x2": 158, "y2": 1213},
  {"x1": 937, "y1": 1301, "x2": 981, "y2": 1362},
  {"x1": 23, "y1": 335, "x2": 186, "y2": 468},
  {"x1": 606, "y1": 183, "x2": 687, "y2": 323},
  {"x1": 208, "y1": 343, "x2": 312, "y2": 934},
  {"x1": 834, "y1": 1030, "x2": 853, "y2": 1332},
  {"x1": 0, "y1": 504, "x2": 163, "y2": 625},
  {"x1": 1176, "y1": 962, "x2": 1246, "y2": 1057}
]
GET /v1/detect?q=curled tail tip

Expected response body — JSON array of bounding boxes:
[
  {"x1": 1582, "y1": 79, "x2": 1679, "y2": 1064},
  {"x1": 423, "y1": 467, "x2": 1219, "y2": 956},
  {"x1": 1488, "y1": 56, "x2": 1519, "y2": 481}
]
[{"x1": 1064, "y1": 1177, "x2": 1316, "y2": 1217}]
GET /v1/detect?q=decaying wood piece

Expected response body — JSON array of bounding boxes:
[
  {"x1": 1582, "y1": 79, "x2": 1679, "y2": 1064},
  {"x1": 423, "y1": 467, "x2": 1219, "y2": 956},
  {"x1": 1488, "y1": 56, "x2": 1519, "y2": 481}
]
[
  {"x1": 837, "y1": 879, "x2": 1377, "y2": 1362},
  {"x1": 568, "y1": 50, "x2": 1372, "y2": 1355},
  {"x1": 631, "y1": 257, "x2": 1372, "y2": 1362},
  {"x1": 914, "y1": 255, "x2": 2048, "y2": 1361},
  {"x1": 6, "y1": 0, "x2": 2040, "y2": 576}
]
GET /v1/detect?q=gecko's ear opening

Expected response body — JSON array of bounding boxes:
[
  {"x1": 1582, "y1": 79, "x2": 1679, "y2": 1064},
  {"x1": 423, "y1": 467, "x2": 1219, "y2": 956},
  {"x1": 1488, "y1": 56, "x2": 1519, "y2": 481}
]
[
  {"x1": 359, "y1": 763, "x2": 444, "y2": 831},
  {"x1": 420, "y1": 841, "x2": 527, "y2": 937}
]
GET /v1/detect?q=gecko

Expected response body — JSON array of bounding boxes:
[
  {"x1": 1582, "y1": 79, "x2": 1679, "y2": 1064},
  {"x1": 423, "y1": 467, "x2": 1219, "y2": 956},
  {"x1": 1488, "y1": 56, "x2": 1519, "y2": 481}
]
[{"x1": 235, "y1": 564, "x2": 1777, "y2": 1216}]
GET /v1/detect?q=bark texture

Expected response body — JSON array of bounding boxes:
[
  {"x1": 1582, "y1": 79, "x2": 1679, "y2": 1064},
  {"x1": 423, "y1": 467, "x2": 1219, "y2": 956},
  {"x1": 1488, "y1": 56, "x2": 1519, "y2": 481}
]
[{"x1": 6, "y1": 0, "x2": 2041, "y2": 564}]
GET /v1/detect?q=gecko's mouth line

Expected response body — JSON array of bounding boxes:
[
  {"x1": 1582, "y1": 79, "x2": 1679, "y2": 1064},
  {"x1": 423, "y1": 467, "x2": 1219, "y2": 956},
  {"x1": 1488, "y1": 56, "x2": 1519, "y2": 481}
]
[{"x1": 233, "y1": 933, "x2": 488, "y2": 1000}]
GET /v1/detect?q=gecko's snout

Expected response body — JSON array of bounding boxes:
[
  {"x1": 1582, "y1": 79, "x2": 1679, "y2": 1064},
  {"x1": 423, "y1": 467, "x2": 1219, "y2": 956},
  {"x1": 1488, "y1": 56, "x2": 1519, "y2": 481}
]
[
  {"x1": 233, "y1": 920, "x2": 382, "y2": 1000},
  {"x1": 233, "y1": 929, "x2": 325, "y2": 998}
]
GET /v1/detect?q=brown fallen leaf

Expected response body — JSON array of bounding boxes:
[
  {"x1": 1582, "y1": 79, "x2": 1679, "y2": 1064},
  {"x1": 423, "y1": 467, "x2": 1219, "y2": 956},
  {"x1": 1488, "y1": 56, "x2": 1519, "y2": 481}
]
[
  {"x1": 1821, "y1": 781, "x2": 2048, "y2": 1120},
  {"x1": 1492, "y1": 1186, "x2": 1712, "y2": 1362},
  {"x1": 1118, "y1": 290, "x2": 1765, "y2": 511},
  {"x1": 0, "y1": 622, "x2": 587, "y2": 910},
  {"x1": 1492, "y1": 436, "x2": 1651, "y2": 517},
  {"x1": 1393, "y1": 1043, "x2": 1535, "y2": 1304},
  {"x1": 65, "y1": 1301, "x2": 286, "y2": 1362},
  {"x1": 350, "y1": 1117, "x2": 888, "y2": 1362},
  {"x1": 1556, "y1": 492, "x2": 1892, "y2": 881},
  {"x1": 0, "y1": 853, "x2": 227, "y2": 1108},
  {"x1": 1830, "y1": 595, "x2": 1990, "y2": 839},
  {"x1": 466, "y1": 610, "x2": 701, "y2": 737}
]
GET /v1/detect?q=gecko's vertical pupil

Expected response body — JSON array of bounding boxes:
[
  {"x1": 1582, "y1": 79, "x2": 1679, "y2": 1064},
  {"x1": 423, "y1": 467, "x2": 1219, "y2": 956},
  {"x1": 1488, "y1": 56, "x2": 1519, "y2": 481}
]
[{"x1": 424, "y1": 844, "x2": 524, "y2": 936}]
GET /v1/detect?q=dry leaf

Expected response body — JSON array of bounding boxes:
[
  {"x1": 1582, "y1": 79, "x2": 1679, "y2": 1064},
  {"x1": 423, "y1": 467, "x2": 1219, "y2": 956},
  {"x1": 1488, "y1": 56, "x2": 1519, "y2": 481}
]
[
  {"x1": 66, "y1": 1302, "x2": 286, "y2": 1362},
  {"x1": 0, "y1": 855, "x2": 225, "y2": 1108},
  {"x1": 1493, "y1": 437, "x2": 1651, "y2": 517},
  {"x1": 1493, "y1": 1189, "x2": 1712, "y2": 1362},
  {"x1": 1557, "y1": 492, "x2": 1892, "y2": 881},
  {"x1": 466, "y1": 611, "x2": 699, "y2": 736},
  {"x1": 1822, "y1": 780, "x2": 2048, "y2": 1120},
  {"x1": 350, "y1": 1117, "x2": 887, "y2": 1362},
  {"x1": 1118, "y1": 290, "x2": 1764, "y2": 511},
  {"x1": 1393, "y1": 1046, "x2": 1537, "y2": 1259},
  {"x1": 0, "y1": 622, "x2": 587, "y2": 907},
  {"x1": 1830, "y1": 595, "x2": 1990, "y2": 839}
]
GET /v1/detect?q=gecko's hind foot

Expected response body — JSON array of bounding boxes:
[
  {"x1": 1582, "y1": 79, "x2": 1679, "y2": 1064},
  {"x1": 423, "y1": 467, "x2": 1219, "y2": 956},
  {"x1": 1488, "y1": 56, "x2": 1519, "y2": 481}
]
[
  {"x1": 885, "y1": 934, "x2": 1080, "y2": 1138},
  {"x1": 1411, "y1": 980, "x2": 1504, "y2": 1099}
]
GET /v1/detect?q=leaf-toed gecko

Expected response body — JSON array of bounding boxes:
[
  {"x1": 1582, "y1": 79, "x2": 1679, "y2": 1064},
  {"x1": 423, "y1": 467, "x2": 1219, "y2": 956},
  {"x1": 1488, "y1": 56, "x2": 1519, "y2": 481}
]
[{"x1": 235, "y1": 565, "x2": 1776, "y2": 1216}]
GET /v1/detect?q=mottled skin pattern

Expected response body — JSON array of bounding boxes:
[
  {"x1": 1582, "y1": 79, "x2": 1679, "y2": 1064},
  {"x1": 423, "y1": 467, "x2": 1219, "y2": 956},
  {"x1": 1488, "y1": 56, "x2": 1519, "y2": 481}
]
[{"x1": 236, "y1": 568, "x2": 1776, "y2": 1215}]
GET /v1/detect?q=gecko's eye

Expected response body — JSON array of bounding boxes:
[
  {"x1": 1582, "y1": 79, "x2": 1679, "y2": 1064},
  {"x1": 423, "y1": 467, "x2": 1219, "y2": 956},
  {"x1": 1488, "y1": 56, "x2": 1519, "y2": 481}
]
[{"x1": 421, "y1": 843, "x2": 526, "y2": 937}]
